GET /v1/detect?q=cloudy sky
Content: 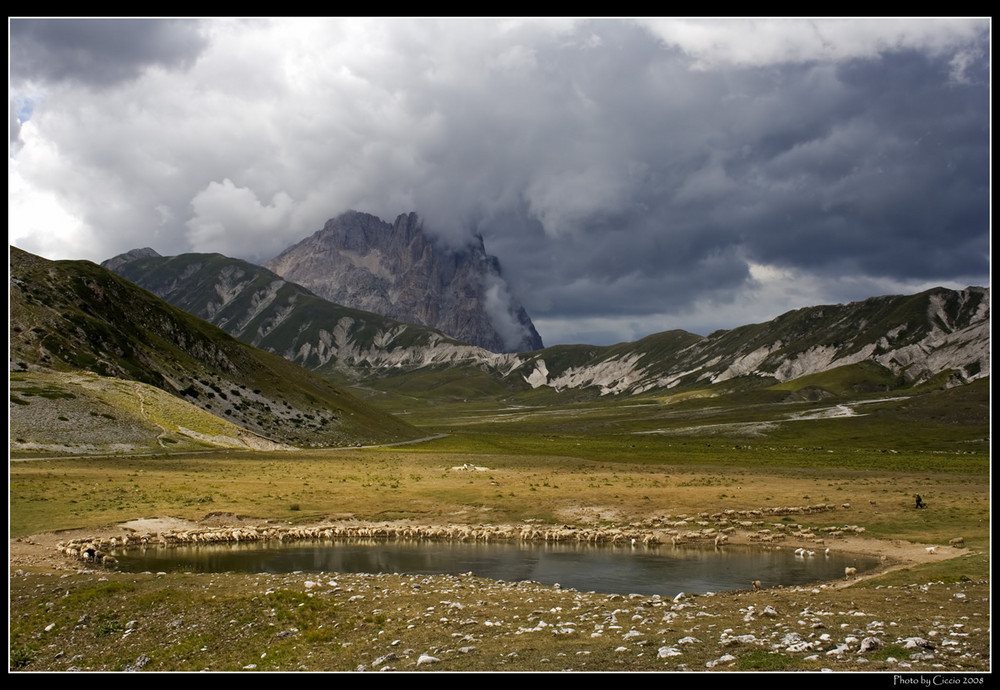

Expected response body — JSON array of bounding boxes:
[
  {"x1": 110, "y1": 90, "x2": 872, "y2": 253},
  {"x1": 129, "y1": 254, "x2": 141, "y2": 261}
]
[{"x1": 9, "y1": 18, "x2": 990, "y2": 346}]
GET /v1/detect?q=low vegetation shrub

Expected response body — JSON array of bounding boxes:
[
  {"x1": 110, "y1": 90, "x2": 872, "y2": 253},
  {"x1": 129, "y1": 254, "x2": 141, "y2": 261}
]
[
  {"x1": 9, "y1": 642, "x2": 35, "y2": 669},
  {"x1": 737, "y1": 650, "x2": 796, "y2": 671}
]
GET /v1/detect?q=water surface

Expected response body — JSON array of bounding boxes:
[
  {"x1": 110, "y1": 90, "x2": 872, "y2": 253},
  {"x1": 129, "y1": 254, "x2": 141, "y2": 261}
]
[{"x1": 112, "y1": 540, "x2": 878, "y2": 596}]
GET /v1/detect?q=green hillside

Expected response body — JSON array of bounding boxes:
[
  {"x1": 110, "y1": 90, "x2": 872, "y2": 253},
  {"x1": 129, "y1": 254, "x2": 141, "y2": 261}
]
[{"x1": 10, "y1": 247, "x2": 419, "y2": 451}]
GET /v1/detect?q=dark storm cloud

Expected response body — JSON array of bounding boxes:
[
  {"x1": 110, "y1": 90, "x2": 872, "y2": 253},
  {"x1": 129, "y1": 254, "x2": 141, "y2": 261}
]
[
  {"x1": 476, "y1": 28, "x2": 988, "y2": 332},
  {"x1": 10, "y1": 18, "x2": 208, "y2": 88},
  {"x1": 9, "y1": 18, "x2": 989, "y2": 344},
  {"x1": 729, "y1": 50, "x2": 990, "y2": 280}
]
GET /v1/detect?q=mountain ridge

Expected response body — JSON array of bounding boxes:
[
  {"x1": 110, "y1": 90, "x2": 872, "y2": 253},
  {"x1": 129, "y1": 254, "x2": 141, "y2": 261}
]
[
  {"x1": 103, "y1": 249, "x2": 496, "y2": 381},
  {"x1": 101, "y1": 244, "x2": 988, "y2": 400},
  {"x1": 511, "y1": 286, "x2": 989, "y2": 396}
]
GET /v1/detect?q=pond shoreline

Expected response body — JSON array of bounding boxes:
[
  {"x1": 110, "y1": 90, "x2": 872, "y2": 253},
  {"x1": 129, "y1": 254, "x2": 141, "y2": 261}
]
[{"x1": 11, "y1": 513, "x2": 966, "y2": 589}]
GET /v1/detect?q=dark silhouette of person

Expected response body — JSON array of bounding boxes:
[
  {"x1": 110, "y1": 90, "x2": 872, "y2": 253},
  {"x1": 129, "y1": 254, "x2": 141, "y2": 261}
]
[{"x1": 915, "y1": 494, "x2": 925, "y2": 509}]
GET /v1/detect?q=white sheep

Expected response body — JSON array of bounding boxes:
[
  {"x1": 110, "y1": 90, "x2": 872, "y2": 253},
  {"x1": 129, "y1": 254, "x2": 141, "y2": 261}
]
[{"x1": 844, "y1": 566, "x2": 857, "y2": 579}]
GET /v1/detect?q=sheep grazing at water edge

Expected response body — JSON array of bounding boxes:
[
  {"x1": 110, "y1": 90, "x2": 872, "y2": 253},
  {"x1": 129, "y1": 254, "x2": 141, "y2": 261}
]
[{"x1": 844, "y1": 567, "x2": 857, "y2": 579}]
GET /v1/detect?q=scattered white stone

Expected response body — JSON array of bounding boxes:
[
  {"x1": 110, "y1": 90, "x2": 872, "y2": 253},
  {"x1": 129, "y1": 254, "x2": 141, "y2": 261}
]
[
  {"x1": 417, "y1": 654, "x2": 439, "y2": 666},
  {"x1": 706, "y1": 654, "x2": 736, "y2": 668},
  {"x1": 859, "y1": 637, "x2": 882, "y2": 653},
  {"x1": 658, "y1": 646, "x2": 682, "y2": 658}
]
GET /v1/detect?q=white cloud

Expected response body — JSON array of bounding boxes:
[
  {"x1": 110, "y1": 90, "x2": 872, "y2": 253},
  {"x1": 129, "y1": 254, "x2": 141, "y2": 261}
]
[
  {"x1": 186, "y1": 179, "x2": 295, "y2": 259},
  {"x1": 481, "y1": 273, "x2": 532, "y2": 351},
  {"x1": 8, "y1": 122, "x2": 96, "y2": 260},
  {"x1": 639, "y1": 18, "x2": 987, "y2": 69}
]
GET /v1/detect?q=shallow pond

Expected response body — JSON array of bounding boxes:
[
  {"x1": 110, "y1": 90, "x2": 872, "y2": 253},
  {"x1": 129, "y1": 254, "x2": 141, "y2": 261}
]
[{"x1": 111, "y1": 540, "x2": 879, "y2": 596}]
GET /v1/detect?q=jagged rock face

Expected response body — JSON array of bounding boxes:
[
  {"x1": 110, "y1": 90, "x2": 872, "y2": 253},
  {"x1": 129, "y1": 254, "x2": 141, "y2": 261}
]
[{"x1": 264, "y1": 211, "x2": 544, "y2": 354}]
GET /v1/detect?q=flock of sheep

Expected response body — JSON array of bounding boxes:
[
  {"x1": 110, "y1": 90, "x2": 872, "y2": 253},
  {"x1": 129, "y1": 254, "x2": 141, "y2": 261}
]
[{"x1": 55, "y1": 506, "x2": 967, "y2": 591}]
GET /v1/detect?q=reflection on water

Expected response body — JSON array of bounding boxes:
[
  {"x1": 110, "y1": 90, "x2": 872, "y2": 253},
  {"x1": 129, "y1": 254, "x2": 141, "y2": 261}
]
[{"x1": 111, "y1": 540, "x2": 879, "y2": 596}]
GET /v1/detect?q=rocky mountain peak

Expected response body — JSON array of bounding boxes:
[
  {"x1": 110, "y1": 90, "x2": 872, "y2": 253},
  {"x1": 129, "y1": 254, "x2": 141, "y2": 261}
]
[
  {"x1": 264, "y1": 211, "x2": 544, "y2": 353},
  {"x1": 102, "y1": 247, "x2": 161, "y2": 273}
]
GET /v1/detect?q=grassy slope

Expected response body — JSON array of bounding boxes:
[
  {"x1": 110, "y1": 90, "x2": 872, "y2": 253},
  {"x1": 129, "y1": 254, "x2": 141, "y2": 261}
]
[
  {"x1": 10, "y1": 247, "x2": 419, "y2": 448},
  {"x1": 11, "y1": 370, "x2": 293, "y2": 455}
]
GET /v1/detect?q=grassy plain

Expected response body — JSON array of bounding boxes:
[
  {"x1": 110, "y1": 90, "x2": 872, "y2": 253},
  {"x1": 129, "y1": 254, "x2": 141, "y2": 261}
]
[{"x1": 9, "y1": 381, "x2": 990, "y2": 672}]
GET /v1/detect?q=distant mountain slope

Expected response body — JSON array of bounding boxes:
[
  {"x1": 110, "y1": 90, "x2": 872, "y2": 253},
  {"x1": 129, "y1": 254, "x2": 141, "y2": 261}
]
[
  {"x1": 511, "y1": 286, "x2": 990, "y2": 396},
  {"x1": 102, "y1": 249, "x2": 502, "y2": 380},
  {"x1": 10, "y1": 247, "x2": 419, "y2": 448},
  {"x1": 263, "y1": 211, "x2": 544, "y2": 353}
]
